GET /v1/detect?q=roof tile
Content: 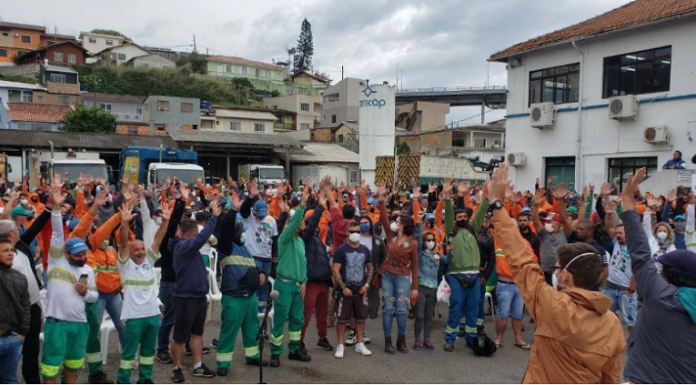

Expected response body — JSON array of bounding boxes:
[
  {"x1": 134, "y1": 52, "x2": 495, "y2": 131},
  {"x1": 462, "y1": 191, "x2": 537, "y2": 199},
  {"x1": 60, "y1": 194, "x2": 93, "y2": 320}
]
[
  {"x1": 7, "y1": 103, "x2": 73, "y2": 123},
  {"x1": 207, "y1": 55, "x2": 285, "y2": 72}
]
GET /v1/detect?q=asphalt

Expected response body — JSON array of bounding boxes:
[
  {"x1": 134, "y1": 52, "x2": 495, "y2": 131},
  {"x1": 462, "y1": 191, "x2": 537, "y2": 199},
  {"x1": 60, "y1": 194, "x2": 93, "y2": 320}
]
[{"x1": 80, "y1": 304, "x2": 536, "y2": 384}]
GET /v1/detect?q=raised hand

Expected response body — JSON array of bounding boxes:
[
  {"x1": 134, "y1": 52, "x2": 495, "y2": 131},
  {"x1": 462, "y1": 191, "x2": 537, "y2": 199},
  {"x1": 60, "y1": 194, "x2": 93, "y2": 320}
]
[
  {"x1": 50, "y1": 173, "x2": 67, "y2": 208},
  {"x1": 161, "y1": 200, "x2": 172, "y2": 221},
  {"x1": 318, "y1": 189, "x2": 328, "y2": 208},
  {"x1": 621, "y1": 168, "x2": 645, "y2": 211},
  {"x1": 180, "y1": 183, "x2": 190, "y2": 200},
  {"x1": 377, "y1": 180, "x2": 389, "y2": 201},
  {"x1": 581, "y1": 186, "x2": 590, "y2": 200},
  {"x1": 210, "y1": 199, "x2": 222, "y2": 216},
  {"x1": 551, "y1": 182, "x2": 568, "y2": 200},
  {"x1": 488, "y1": 163, "x2": 510, "y2": 201},
  {"x1": 92, "y1": 190, "x2": 109, "y2": 210},
  {"x1": 121, "y1": 183, "x2": 133, "y2": 203},
  {"x1": 247, "y1": 181, "x2": 259, "y2": 198},
  {"x1": 428, "y1": 183, "x2": 437, "y2": 194},
  {"x1": 533, "y1": 190, "x2": 544, "y2": 206},
  {"x1": 442, "y1": 177, "x2": 453, "y2": 200},
  {"x1": 600, "y1": 182, "x2": 613, "y2": 197},
  {"x1": 120, "y1": 201, "x2": 137, "y2": 223},
  {"x1": 667, "y1": 188, "x2": 677, "y2": 202}
]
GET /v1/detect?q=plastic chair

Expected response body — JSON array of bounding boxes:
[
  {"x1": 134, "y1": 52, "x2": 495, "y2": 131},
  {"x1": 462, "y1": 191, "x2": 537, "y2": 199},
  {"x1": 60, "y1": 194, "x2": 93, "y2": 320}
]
[
  {"x1": 209, "y1": 249, "x2": 218, "y2": 278},
  {"x1": 206, "y1": 267, "x2": 223, "y2": 322},
  {"x1": 257, "y1": 277, "x2": 275, "y2": 332},
  {"x1": 39, "y1": 289, "x2": 47, "y2": 342},
  {"x1": 100, "y1": 312, "x2": 116, "y2": 365},
  {"x1": 485, "y1": 292, "x2": 495, "y2": 321}
]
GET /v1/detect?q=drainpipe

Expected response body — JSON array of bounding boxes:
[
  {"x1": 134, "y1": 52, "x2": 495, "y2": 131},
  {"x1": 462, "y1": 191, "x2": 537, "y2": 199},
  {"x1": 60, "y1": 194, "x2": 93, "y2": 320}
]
[
  {"x1": 572, "y1": 40, "x2": 584, "y2": 188},
  {"x1": 48, "y1": 141, "x2": 55, "y2": 159}
]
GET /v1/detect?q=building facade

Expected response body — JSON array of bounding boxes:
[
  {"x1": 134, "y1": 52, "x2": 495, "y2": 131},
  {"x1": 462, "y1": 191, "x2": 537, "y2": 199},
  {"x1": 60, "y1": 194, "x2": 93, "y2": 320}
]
[
  {"x1": 15, "y1": 41, "x2": 88, "y2": 66},
  {"x1": 2, "y1": 102, "x2": 73, "y2": 131},
  {"x1": 320, "y1": 78, "x2": 364, "y2": 127},
  {"x1": 97, "y1": 43, "x2": 150, "y2": 66},
  {"x1": 39, "y1": 32, "x2": 76, "y2": 47},
  {"x1": 0, "y1": 80, "x2": 46, "y2": 103},
  {"x1": 79, "y1": 32, "x2": 127, "y2": 55},
  {"x1": 142, "y1": 95, "x2": 200, "y2": 132},
  {"x1": 395, "y1": 101, "x2": 450, "y2": 133},
  {"x1": 127, "y1": 53, "x2": 176, "y2": 70},
  {"x1": 490, "y1": 0, "x2": 696, "y2": 191},
  {"x1": 290, "y1": 71, "x2": 330, "y2": 91},
  {"x1": 0, "y1": 21, "x2": 44, "y2": 65},
  {"x1": 199, "y1": 108, "x2": 278, "y2": 134},
  {"x1": 255, "y1": 94, "x2": 322, "y2": 130},
  {"x1": 82, "y1": 92, "x2": 145, "y2": 123},
  {"x1": 397, "y1": 121, "x2": 505, "y2": 161}
]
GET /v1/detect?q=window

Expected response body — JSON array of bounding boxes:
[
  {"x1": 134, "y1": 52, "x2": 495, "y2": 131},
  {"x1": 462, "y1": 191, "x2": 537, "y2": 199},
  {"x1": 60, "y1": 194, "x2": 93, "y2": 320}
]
[
  {"x1": 88, "y1": 37, "x2": 97, "y2": 44},
  {"x1": 100, "y1": 103, "x2": 112, "y2": 112},
  {"x1": 117, "y1": 53, "x2": 126, "y2": 61},
  {"x1": 300, "y1": 123, "x2": 310, "y2": 130},
  {"x1": 68, "y1": 54, "x2": 76, "y2": 64},
  {"x1": 452, "y1": 138, "x2": 465, "y2": 147},
  {"x1": 154, "y1": 123, "x2": 166, "y2": 131},
  {"x1": 529, "y1": 63, "x2": 580, "y2": 105},
  {"x1": 9, "y1": 90, "x2": 33, "y2": 102},
  {"x1": 2, "y1": 32, "x2": 8, "y2": 36},
  {"x1": 494, "y1": 139, "x2": 502, "y2": 147},
  {"x1": 53, "y1": 52, "x2": 64, "y2": 62},
  {"x1": 230, "y1": 121, "x2": 241, "y2": 131},
  {"x1": 608, "y1": 157, "x2": 658, "y2": 192},
  {"x1": 226, "y1": 64, "x2": 233, "y2": 73},
  {"x1": 254, "y1": 123, "x2": 265, "y2": 132},
  {"x1": 47, "y1": 41, "x2": 55, "y2": 46},
  {"x1": 49, "y1": 73, "x2": 67, "y2": 83},
  {"x1": 338, "y1": 134, "x2": 344, "y2": 143},
  {"x1": 241, "y1": 67, "x2": 248, "y2": 75},
  {"x1": 59, "y1": 96, "x2": 70, "y2": 104},
  {"x1": 217, "y1": 64, "x2": 224, "y2": 73},
  {"x1": 0, "y1": 49, "x2": 6, "y2": 57},
  {"x1": 106, "y1": 39, "x2": 114, "y2": 46},
  {"x1": 331, "y1": 115, "x2": 337, "y2": 123},
  {"x1": 127, "y1": 125, "x2": 139, "y2": 134},
  {"x1": 21, "y1": 35, "x2": 31, "y2": 43},
  {"x1": 18, "y1": 122, "x2": 52, "y2": 131},
  {"x1": 603, "y1": 46, "x2": 671, "y2": 98},
  {"x1": 157, "y1": 101, "x2": 169, "y2": 111},
  {"x1": 136, "y1": 107, "x2": 142, "y2": 115},
  {"x1": 180, "y1": 102, "x2": 193, "y2": 113},
  {"x1": 474, "y1": 138, "x2": 486, "y2": 148},
  {"x1": 300, "y1": 103, "x2": 310, "y2": 111},
  {"x1": 325, "y1": 93, "x2": 340, "y2": 103},
  {"x1": 350, "y1": 171, "x2": 358, "y2": 184}
]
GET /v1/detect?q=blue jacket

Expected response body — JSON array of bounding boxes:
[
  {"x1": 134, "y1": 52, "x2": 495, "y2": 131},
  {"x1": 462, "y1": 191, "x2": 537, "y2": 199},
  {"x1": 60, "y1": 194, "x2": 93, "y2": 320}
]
[
  {"x1": 170, "y1": 215, "x2": 218, "y2": 298},
  {"x1": 220, "y1": 243, "x2": 261, "y2": 297}
]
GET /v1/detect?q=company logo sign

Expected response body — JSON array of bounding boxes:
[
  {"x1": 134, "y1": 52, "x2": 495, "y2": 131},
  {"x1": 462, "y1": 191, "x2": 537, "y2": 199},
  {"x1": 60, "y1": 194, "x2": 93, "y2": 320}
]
[{"x1": 360, "y1": 86, "x2": 387, "y2": 109}]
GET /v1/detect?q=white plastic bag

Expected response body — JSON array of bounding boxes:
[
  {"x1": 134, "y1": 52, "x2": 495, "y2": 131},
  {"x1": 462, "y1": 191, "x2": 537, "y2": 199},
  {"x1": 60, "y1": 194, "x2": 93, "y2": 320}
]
[{"x1": 437, "y1": 277, "x2": 451, "y2": 304}]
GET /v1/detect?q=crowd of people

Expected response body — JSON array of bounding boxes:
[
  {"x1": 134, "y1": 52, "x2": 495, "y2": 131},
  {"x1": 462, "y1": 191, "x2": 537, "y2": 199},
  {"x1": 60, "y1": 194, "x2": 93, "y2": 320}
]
[{"x1": 0, "y1": 163, "x2": 694, "y2": 384}]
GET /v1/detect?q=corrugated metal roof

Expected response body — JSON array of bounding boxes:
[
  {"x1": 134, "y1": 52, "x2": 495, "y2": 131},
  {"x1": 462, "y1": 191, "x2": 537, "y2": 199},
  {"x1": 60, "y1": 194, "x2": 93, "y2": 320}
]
[
  {"x1": 0, "y1": 130, "x2": 175, "y2": 150},
  {"x1": 168, "y1": 129, "x2": 302, "y2": 147},
  {"x1": 276, "y1": 142, "x2": 359, "y2": 164},
  {"x1": 0, "y1": 80, "x2": 46, "y2": 91},
  {"x1": 207, "y1": 55, "x2": 286, "y2": 72},
  {"x1": 0, "y1": 21, "x2": 46, "y2": 32},
  {"x1": 43, "y1": 64, "x2": 78, "y2": 74},
  {"x1": 215, "y1": 109, "x2": 278, "y2": 121}
]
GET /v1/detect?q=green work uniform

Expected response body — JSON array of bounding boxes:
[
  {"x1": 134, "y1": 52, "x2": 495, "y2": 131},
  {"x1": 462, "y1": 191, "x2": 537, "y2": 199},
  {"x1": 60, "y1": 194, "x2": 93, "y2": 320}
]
[
  {"x1": 85, "y1": 301, "x2": 103, "y2": 375},
  {"x1": 216, "y1": 295, "x2": 260, "y2": 368},
  {"x1": 117, "y1": 315, "x2": 160, "y2": 384},
  {"x1": 41, "y1": 319, "x2": 89, "y2": 379},
  {"x1": 270, "y1": 279, "x2": 305, "y2": 356}
]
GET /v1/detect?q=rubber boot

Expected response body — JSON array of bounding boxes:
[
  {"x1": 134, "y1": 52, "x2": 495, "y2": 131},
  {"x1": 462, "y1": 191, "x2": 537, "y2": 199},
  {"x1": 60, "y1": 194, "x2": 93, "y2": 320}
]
[
  {"x1": 384, "y1": 337, "x2": 395, "y2": 354},
  {"x1": 397, "y1": 335, "x2": 408, "y2": 353}
]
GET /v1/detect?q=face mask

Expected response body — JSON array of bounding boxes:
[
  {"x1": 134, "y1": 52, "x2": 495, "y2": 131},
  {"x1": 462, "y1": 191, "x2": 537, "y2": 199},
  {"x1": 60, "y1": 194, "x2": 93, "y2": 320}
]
[
  {"x1": 425, "y1": 241, "x2": 435, "y2": 250},
  {"x1": 657, "y1": 232, "x2": 668, "y2": 241},
  {"x1": 100, "y1": 240, "x2": 109, "y2": 250},
  {"x1": 20, "y1": 199, "x2": 28, "y2": 205},
  {"x1": 349, "y1": 233, "x2": 361, "y2": 243},
  {"x1": 456, "y1": 219, "x2": 469, "y2": 228},
  {"x1": 154, "y1": 217, "x2": 163, "y2": 226},
  {"x1": 426, "y1": 222, "x2": 434, "y2": 229},
  {"x1": 676, "y1": 223, "x2": 686, "y2": 231},
  {"x1": 289, "y1": 209, "x2": 296, "y2": 218},
  {"x1": 545, "y1": 223, "x2": 555, "y2": 233},
  {"x1": 31, "y1": 197, "x2": 38, "y2": 203},
  {"x1": 68, "y1": 258, "x2": 86, "y2": 268},
  {"x1": 240, "y1": 233, "x2": 247, "y2": 245},
  {"x1": 390, "y1": 222, "x2": 398, "y2": 233},
  {"x1": 360, "y1": 223, "x2": 370, "y2": 233}
]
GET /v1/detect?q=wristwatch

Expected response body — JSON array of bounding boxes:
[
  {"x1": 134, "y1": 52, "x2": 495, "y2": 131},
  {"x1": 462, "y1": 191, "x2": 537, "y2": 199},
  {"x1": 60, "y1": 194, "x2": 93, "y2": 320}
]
[{"x1": 490, "y1": 200, "x2": 504, "y2": 211}]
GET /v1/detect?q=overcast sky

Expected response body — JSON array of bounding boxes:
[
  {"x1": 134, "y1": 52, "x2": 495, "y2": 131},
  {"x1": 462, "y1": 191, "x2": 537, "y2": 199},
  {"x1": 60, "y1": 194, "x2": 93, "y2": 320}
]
[{"x1": 3, "y1": 0, "x2": 631, "y2": 123}]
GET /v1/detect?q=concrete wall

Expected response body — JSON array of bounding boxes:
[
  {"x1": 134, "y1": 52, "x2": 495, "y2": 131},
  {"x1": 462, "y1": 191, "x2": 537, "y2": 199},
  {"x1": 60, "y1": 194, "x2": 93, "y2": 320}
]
[
  {"x1": 83, "y1": 98, "x2": 143, "y2": 122},
  {"x1": 132, "y1": 54, "x2": 175, "y2": 70},
  {"x1": 312, "y1": 127, "x2": 332, "y2": 142},
  {"x1": 503, "y1": 17, "x2": 696, "y2": 192},
  {"x1": 320, "y1": 78, "x2": 363, "y2": 126},
  {"x1": 213, "y1": 117, "x2": 274, "y2": 134},
  {"x1": 143, "y1": 95, "x2": 200, "y2": 130}
]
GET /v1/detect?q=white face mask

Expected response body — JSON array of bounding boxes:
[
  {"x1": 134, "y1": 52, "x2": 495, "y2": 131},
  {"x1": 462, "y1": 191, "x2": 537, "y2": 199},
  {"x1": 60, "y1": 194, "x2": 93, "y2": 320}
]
[
  {"x1": 553, "y1": 252, "x2": 600, "y2": 291},
  {"x1": 289, "y1": 209, "x2": 296, "y2": 218},
  {"x1": 154, "y1": 217, "x2": 162, "y2": 226},
  {"x1": 545, "y1": 223, "x2": 555, "y2": 233},
  {"x1": 349, "y1": 233, "x2": 361, "y2": 243},
  {"x1": 20, "y1": 199, "x2": 28, "y2": 205},
  {"x1": 425, "y1": 241, "x2": 435, "y2": 250},
  {"x1": 552, "y1": 271, "x2": 560, "y2": 290},
  {"x1": 390, "y1": 222, "x2": 398, "y2": 233},
  {"x1": 657, "y1": 231, "x2": 668, "y2": 241}
]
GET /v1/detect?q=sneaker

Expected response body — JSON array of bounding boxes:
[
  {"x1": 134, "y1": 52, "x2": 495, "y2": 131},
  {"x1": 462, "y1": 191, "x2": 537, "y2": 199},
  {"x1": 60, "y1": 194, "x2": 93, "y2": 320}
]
[
  {"x1": 345, "y1": 331, "x2": 357, "y2": 346},
  {"x1": 217, "y1": 367, "x2": 228, "y2": 377},
  {"x1": 210, "y1": 339, "x2": 219, "y2": 350},
  {"x1": 444, "y1": 343, "x2": 454, "y2": 352},
  {"x1": 88, "y1": 371, "x2": 113, "y2": 384},
  {"x1": 423, "y1": 340, "x2": 435, "y2": 351},
  {"x1": 289, "y1": 348, "x2": 312, "y2": 362},
  {"x1": 270, "y1": 354, "x2": 280, "y2": 368},
  {"x1": 355, "y1": 342, "x2": 372, "y2": 356},
  {"x1": 335, "y1": 344, "x2": 344, "y2": 359},
  {"x1": 316, "y1": 338, "x2": 333, "y2": 351},
  {"x1": 413, "y1": 339, "x2": 421, "y2": 351},
  {"x1": 172, "y1": 367, "x2": 185, "y2": 383},
  {"x1": 157, "y1": 350, "x2": 173, "y2": 364},
  {"x1": 192, "y1": 364, "x2": 216, "y2": 378},
  {"x1": 363, "y1": 334, "x2": 371, "y2": 345}
]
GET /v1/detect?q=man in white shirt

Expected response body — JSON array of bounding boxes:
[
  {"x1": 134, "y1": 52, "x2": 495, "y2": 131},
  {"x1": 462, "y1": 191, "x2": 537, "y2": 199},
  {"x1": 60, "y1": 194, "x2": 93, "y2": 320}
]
[
  {"x1": 116, "y1": 200, "x2": 170, "y2": 384},
  {"x1": 41, "y1": 174, "x2": 98, "y2": 384}
]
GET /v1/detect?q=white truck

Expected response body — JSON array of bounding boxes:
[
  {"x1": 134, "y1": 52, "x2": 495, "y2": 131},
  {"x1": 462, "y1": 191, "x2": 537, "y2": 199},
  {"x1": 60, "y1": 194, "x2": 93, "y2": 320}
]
[
  {"x1": 30, "y1": 143, "x2": 110, "y2": 189},
  {"x1": 147, "y1": 163, "x2": 205, "y2": 189},
  {"x1": 292, "y1": 164, "x2": 358, "y2": 189},
  {"x1": 238, "y1": 164, "x2": 285, "y2": 186}
]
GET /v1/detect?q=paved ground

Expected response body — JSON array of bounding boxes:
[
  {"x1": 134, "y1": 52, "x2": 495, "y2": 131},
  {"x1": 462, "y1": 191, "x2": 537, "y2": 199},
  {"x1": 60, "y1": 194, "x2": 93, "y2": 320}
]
[{"x1": 84, "y1": 305, "x2": 535, "y2": 384}]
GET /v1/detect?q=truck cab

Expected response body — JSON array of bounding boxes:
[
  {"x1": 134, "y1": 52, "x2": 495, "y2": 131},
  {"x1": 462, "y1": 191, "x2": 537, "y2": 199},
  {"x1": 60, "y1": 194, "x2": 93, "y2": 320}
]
[
  {"x1": 239, "y1": 164, "x2": 285, "y2": 186},
  {"x1": 48, "y1": 158, "x2": 110, "y2": 184},
  {"x1": 147, "y1": 163, "x2": 205, "y2": 188}
]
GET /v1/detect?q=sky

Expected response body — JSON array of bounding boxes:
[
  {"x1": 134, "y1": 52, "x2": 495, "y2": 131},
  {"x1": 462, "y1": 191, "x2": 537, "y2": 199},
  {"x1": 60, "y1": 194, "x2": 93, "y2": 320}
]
[{"x1": 3, "y1": 0, "x2": 632, "y2": 123}]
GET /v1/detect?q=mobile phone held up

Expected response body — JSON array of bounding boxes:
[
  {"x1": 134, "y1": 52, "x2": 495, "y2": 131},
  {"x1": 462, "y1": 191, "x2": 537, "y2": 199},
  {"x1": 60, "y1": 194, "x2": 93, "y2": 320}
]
[{"x1": 78, "y1": 274, "x2": 88, "y2": 286}]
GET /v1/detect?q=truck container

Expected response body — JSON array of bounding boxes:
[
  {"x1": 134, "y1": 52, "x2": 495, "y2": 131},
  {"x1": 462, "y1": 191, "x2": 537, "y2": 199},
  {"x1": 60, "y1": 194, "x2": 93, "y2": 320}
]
[{"x1": 120, "y1": 146, "x2": 203, "y2": 187}]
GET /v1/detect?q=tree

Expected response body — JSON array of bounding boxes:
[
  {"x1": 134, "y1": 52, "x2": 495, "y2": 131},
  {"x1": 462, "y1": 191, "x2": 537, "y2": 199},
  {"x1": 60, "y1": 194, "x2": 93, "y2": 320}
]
[
  {"x1": 176, "y1": 52, "x2": 207, "y2": 74},
  {"x1": 294, "y1": 18, "x2": 314, "y2": 73},
  {"x1": 60, "y1": 106, "x2": 116, "y2": 133},
  {"x1": 90, "y1": 29, "x2": 130, "y2": 40}
]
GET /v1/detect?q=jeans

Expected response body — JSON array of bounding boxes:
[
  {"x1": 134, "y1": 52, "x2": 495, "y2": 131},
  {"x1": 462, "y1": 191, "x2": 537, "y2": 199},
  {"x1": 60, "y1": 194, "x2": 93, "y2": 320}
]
[
  {"x1": 255, "y1": 258, "x2": 273, "y2": 312},
  {"x1": 0, "y1": 334, "x2": 24, "y2": 384},
  {"x1": 604, "y1": 287, "x2": 638, "y2": 327},
  {"x1": 97, "y1": 293, "x2": 125, "y2": 349},
  {"x1": 496, "y1": 281, "x2": 524, "y2": 320},
  {"x1": 157, "y1": 281, "x2": 176, "y2": 352},
  {"x1": 445, "y1": 273, "x2": 480, "y2": 344},
  {"x1": 381, "y1": 272, "x2": 411, "y2": 337}
]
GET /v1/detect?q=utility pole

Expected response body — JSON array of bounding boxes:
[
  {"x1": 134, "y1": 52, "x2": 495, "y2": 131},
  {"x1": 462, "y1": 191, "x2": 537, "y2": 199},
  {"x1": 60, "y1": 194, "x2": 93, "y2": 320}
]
[
  {"x1": 400, "y1": 69, "x2": 403, "y2": 91},
  {"x1": 396, "y1": 63, "x2": 399, "y2": 88},
  {"x1": 193, "y1": 34, "x2": 197, "y2": 53},
  {"x1": 341, "y1": 65, "x2": 344, "y2": 80}
]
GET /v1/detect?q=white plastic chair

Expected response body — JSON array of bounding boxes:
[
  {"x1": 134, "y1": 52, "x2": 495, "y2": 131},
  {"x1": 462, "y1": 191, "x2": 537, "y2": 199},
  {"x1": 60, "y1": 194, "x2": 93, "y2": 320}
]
[
  {"x1": 39, "y1": 289, "x2": 47, "y2": 342},
  {"x1": 206, "y1": 267, "x2": 222, "y2": 322},
  {"x1": 100, "y1": 312, "x2": 116, "y2": 365},
  {"x1": 209, "y1": 249, "x2": 219, "y2": 278},
  {"x1": 485, "y1": 291, "x2": 495, "y2": 321},
  {"x1": 257, "y1": 277, "x2": 275, "y2": 332}
]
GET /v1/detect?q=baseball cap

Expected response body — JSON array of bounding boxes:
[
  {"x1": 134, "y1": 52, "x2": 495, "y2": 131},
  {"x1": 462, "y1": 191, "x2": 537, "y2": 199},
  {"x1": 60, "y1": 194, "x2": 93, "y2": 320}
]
[
  {"x1": 11, "y1": 206, "x2": 32, "y2": 219},
  {"x1": 425, "y1": 213, "x2": 435, "y2": 221},
  {"x1": 65, "y1": 238, "x2": 89, "y2": 255},
  {"x1": 153, "y1": 208, "x2": 163, "y2": 216},
  {"x1": 253, "y1": 200, "x2": 268, "y2": 217},
  {"x1": 675, "y1": 215, "x2": 687, "y2": 222},
  {"x1": 68, "y1": 219, "x2": 81, "y2": 231},
  {"x1": 520, "y1": 206, "x2": 532, "y2": 213},
  {"x1": 658, "y1": 249, "x2": 696, "y2": 280},
  {"x1": 544, "y1": 213, "x2": 562, "y2": 223},
  {"x1": 567, "y1": 206, "x2": 578, "y2": 213}
]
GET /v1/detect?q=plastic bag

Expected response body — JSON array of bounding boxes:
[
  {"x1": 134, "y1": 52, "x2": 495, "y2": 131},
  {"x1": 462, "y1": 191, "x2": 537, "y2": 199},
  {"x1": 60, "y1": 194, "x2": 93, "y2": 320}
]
[{"x1": 437, "y1": 277, "x2": 451, "y2": 304}]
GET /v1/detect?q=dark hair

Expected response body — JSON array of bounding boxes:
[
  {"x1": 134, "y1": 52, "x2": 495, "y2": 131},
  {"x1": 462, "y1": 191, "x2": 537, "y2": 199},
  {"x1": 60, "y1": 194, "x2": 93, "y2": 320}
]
[
  {"x1": 342, "y1": 204, "x2": 356, "y2": 220},
  {"x1": 422, "y1": 232, "x2": 435, "y2": 243},
  {"x1": 195, "y1": 212, "x2": 208, "y2": 222},
  {"x1": 399, "y1": 215, "x2": 415, "y2": 236},
  {"x1": 577, "y1": 219, "x2": 595, "y2": 231},
  {"x1": 556, "y1": 243, "x2": 603, "y2": 289},
  {"x1": 0, "y1": 239, "x2": 12, "y2": 246},
  {"x1": 348, "y1": 221, "x2": 361, "y2": 229},
  {"x1": 662, "y1": 265, "x2": 696, "y2": 288},
  {"x1": 179, "y1": 218, "x2": 198, "y2": 236}
]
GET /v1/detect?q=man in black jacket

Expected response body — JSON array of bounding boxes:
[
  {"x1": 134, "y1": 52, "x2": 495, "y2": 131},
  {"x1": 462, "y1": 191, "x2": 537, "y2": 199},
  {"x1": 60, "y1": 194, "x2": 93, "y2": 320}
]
[
  {"x1": 0, "y1": 238, "x2": 30, "y2": 384},
  {"x1": 474, "y1": 215, "x2": 495, "y2": 332}
]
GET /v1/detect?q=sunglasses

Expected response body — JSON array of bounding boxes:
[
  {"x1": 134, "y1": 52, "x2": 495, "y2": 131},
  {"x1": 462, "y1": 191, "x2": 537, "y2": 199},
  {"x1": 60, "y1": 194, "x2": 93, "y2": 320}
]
[{"x1": 348, "y1": 230, "x2": 361, "y2": 234}]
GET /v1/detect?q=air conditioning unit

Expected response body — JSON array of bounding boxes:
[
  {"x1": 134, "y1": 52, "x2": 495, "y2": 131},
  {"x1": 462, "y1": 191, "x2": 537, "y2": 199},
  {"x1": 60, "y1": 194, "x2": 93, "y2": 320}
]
[
  {"x1": 507, "y1": 152, "x2": 526, "y2": 166},
  {"x1": 644, "y1": 126, "x2": 669, "y2": 144},
  {"x1": 124, "y1": 114, "x2": 131, "y2": 119},
  {"x1": 608, "y1": 95, "x2": 637, "y2": 120},
  {"x1": 530, "y1": 102, "x2": 554, "y2": 128}
]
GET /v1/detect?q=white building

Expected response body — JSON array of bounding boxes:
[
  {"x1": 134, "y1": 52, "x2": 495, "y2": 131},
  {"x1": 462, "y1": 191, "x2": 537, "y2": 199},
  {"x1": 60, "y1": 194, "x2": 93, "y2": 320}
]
[
  {"x1": 489, "y1": 0, "x2": 696, "y2": 192},
  {"x1": 79, "y1": 32, "x2": 127, "y2": 60},
  {"x1": 97, "y1": 43, "x2": 150, "y2": 66},
  {"x1": 320, "y1": 77, "x2": 365, "y2": 127}
]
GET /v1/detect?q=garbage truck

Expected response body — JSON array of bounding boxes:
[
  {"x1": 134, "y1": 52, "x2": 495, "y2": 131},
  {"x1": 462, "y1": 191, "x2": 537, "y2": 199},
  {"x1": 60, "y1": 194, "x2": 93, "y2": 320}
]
[
  {"x1": 238, "y1": 164, "x2": 285, "y2": 186},
  {"x1": 120, "y1": 146, "x2": 204, "y2": 188}
]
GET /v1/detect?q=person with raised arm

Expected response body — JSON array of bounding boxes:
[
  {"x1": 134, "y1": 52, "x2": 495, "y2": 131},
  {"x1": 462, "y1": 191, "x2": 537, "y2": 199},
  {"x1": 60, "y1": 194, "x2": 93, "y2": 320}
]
[
  {"x1": 619, "y1": 168, "x2": 696, "y2": 384},
  {"x1": 488, "y1": 164, "x2": 625, "y2": 383},
  {"x1": 116, "y1": 200, "x2": 171, "y2": 384}
]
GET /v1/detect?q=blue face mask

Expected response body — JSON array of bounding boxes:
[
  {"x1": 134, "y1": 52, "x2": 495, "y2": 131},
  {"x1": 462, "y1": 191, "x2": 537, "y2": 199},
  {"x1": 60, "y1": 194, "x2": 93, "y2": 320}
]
[{"x1": 360, "y1": 223, "x2": 370, "y2": 233}]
